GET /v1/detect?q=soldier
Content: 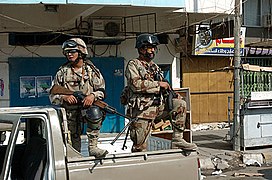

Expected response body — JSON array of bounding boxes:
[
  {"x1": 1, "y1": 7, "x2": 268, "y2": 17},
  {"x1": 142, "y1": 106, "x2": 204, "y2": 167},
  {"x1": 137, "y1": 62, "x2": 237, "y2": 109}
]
[
  {"x1": 49, "y1": 38, "x2": 108, "y2": 158},
  {"x1": 124, "y1": 33, "x2": 197, "y2": 152}
]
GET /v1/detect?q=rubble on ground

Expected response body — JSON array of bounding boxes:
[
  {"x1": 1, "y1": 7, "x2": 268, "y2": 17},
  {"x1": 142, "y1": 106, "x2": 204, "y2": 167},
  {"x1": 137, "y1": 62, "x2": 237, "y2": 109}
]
[{"x1": 192, "y1": 122, "x2": 230, "y2": 131}]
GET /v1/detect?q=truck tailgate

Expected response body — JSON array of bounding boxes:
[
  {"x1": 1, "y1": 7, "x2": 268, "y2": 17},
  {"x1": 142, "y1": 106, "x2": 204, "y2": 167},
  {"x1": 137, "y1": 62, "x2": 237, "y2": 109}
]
[{"x1": 67, "y1": 149, "x2": 199, "y2": 180}]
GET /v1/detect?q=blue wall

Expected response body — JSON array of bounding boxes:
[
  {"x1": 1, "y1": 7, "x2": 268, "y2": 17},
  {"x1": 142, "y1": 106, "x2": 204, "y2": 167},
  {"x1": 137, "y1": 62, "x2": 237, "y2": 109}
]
[
  {"x1": 9, "y1": 57, "x2": 66, "y2": 107},
  {"x1": 9, "y1": 57, "x2": 125, "y2": 133},
  {"x1": 92, "y1": 57, "x2": 125, "y2": 133}
]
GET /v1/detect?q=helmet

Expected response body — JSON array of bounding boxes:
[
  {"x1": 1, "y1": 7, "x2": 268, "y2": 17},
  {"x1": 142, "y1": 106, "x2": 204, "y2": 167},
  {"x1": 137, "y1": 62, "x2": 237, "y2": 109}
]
[
  {"x1": 62, "y1": 38, "x2": 88, "y2": 55},
  {"x1": 135, "y1": 34, "x2": 159, "y2": 49}
]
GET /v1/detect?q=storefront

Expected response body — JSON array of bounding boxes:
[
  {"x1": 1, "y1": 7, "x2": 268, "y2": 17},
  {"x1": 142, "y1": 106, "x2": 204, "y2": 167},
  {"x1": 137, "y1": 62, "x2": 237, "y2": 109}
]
[{"x1": 242, "y1": 44, "x2": 272, "y2": 99}]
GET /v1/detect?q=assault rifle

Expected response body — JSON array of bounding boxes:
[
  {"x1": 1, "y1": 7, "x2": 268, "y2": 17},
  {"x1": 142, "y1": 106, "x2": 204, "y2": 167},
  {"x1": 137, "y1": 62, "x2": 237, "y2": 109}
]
[
  {"x1": 50, "y1": 84, "x2": 137, "y2": 147},
  {"x1": 154, "y1": 73, "x2": 178, "y2": 111}
]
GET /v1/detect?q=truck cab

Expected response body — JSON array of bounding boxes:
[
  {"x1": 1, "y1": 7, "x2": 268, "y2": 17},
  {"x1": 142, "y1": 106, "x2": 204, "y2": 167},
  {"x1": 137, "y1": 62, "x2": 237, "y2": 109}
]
[
  {"x1": 0, "y1": 106, "x2": 200, "y2": 180},
  {"x1": 0, "y1": 107, "x2": 67, "y2": 180}
]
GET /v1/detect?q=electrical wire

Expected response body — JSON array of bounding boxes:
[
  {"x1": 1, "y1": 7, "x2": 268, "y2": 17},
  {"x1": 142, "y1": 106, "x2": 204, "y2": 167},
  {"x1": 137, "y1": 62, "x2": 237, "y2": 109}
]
[
  {"x1": 23, "y1": 46, "x2": 42, "y2": 57},
  {"x1": 0, "y1": 1, "x2": 250, "y2": 59},
  {"x1": 0, "y1": 46, "x2": 16, "y2": 56},
  {"x1": 0, "y1": 13, "x2": 52, "y2": 32},
  {"x1": 89, "y1": 45, "x2": 109, "y2": 57}
]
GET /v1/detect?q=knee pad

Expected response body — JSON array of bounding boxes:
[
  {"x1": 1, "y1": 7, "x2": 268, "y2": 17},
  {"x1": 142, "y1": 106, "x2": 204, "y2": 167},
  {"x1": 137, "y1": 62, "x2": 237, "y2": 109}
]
[{"x1": 82, "y1": 106, "x2": 103, "y2": 130}]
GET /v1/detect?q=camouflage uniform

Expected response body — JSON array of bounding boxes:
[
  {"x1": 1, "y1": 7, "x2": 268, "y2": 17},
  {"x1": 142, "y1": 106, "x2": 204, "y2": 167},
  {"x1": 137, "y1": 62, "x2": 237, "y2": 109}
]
[
  {"x1": 125, "y1": 58, "x2": 196, "y2": 152},
  {"x1": 50, "y1": 60, "x2": 105, "y2": 154}
]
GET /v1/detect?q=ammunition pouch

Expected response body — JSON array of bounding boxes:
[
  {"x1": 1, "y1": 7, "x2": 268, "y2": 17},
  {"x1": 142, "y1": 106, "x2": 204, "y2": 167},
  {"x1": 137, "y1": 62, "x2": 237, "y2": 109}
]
[
  {"x1": 153, "y1": 72, "x2": 162, "y2": 81},
  {"x1": 82, "y1": 106, "x2": 103, "y2": 130},
  {"x1": 152, "y1": 96, "x2": 161, "y2": 105},
  {"x1": 120, "y1": 86, "x2": 130, "y2": 105}
]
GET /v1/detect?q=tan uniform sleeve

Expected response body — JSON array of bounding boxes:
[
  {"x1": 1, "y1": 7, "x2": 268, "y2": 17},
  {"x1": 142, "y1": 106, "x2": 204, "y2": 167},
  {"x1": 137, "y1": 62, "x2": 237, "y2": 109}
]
[
  {"x1": 125, "y1": 60, "x2": 160, "y2": 94},
  {"x1": 89, "y1": 66, "x2": 105, "y2": 101},
  {"x1": 49, "y1": 70, "x2": 64, "y2": 105}
]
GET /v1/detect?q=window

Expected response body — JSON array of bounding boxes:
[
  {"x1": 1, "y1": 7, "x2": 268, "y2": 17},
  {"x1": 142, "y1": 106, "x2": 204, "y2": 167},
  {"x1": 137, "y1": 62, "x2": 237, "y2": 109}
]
[
  {"x1": 243, "y1": 0, "x2": 261, "y2": 26},
  {"x1": 0, "y1": 117, "x2": 48, "y2": 179}
]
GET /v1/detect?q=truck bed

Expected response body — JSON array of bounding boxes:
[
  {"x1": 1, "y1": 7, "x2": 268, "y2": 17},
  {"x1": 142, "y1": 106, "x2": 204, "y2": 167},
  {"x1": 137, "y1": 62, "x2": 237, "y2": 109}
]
[
  {"x1": 0, "y1": 106, "x2": 200, "y2": 180},
  {"x1": 67, "y1": 149, "x2": 199, "y2": 180}
]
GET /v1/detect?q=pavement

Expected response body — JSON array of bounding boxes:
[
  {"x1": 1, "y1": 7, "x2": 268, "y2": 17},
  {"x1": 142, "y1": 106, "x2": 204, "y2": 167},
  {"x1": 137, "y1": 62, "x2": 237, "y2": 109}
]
[{"x1": 192, "y1": 124, "x2": 272, "y2": 172}]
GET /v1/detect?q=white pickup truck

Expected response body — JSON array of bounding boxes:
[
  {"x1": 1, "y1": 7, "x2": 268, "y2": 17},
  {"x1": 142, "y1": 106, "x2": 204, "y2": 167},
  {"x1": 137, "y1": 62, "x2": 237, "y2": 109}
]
[{"x1": 0, "y1": 106, "x2": 200, "y2": 180}]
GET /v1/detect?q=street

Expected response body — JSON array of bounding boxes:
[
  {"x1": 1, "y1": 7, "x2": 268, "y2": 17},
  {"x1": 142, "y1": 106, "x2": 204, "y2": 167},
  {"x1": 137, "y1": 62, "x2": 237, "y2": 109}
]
[
  {"x1": 202, "y1": 165, "x2": 272, "y2": 179},
  {"x1": 192, "y1": 127, "x2": 272, "y2": 180}
]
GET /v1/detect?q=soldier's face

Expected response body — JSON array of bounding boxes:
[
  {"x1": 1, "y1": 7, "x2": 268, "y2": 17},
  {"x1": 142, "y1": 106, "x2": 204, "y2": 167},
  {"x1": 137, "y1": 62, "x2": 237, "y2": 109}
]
[
  {"x1": 64, "y1": 49, "x2": 79, "y2": 62},
  {"x1": 146, "y1": 46, "x2": 155, "y2": 53},
  {"x1": 140, "y1": 46, "x2": 156, "y2": 61}
]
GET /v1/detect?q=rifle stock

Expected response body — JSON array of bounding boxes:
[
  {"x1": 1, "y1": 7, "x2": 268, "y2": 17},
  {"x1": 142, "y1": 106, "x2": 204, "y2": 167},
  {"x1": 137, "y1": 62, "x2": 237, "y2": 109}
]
[{"x1": 50, "y1": 84, "x2": 74, "y2": 95}]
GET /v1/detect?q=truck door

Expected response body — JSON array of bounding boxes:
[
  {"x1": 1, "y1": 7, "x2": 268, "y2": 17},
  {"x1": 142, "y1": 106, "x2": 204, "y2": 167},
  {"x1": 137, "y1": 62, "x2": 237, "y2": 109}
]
[
  {"x1": 0, "y1": 113, "x2": 52, "y2": 180},
  {"x1": 0, "y1": 114, "x2": 21, "y2": 180}
]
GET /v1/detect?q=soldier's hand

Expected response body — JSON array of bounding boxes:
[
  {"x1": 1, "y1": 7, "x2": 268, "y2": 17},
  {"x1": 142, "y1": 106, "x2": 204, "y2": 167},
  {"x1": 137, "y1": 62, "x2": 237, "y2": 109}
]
[
  {"x1": 159, "y1": 81, "x2": 170, "y2": 90},
  {"x1": 83, "y1": 94, "x2": 95, "y2": 107},
  {"x1": 63, "y1": 95, "x2": 78, "y2": 104}
]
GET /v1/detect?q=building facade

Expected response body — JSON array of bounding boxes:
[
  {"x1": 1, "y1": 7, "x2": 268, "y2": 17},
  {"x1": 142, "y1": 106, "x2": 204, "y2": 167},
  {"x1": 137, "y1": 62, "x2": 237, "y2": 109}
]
[{"x1": 1, "y1": 0, "x2": 270, "y2": 125}]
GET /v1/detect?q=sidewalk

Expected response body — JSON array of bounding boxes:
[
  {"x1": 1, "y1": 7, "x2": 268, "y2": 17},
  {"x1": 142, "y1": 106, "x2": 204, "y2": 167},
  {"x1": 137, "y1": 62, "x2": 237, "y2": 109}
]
[{"x1": 193, "y1": 126, "x2": 272, "y2": 171}]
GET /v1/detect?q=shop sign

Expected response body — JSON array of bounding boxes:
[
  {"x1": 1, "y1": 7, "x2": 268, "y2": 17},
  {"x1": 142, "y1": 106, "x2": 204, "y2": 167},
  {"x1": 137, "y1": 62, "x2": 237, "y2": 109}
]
[{"x1": 193, "y1": 24, "x2": 246, "y2": 56}]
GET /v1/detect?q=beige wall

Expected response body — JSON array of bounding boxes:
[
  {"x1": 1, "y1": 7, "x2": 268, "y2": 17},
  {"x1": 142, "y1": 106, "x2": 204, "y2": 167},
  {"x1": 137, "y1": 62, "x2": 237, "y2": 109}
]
[{"x1": 0, "y1": 62, "x2": 9, "y2": 107}]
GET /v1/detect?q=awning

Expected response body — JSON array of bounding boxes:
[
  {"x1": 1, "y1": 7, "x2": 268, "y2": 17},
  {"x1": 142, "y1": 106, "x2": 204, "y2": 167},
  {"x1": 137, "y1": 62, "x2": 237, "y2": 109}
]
[
  {"x1": 245, "y1": 47, "x2": 272, "y2": 56},
  {"x1": 245, "y1": 39, "x2": 272, "y2": 56},
  {"x1": 0, "y1": 0, "x2": 185, "y2": 7}
]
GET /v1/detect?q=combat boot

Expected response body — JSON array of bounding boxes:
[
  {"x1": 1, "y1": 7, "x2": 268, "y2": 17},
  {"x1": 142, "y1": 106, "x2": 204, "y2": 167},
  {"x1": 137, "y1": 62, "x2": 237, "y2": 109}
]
[
  {"x1": 89, "y1": 138, "x2": 108, "y2": 158},
  {"x1": 172, "y1": 138, "x2": 197, "y2": 150},
  {"x1": 172, "y1": 129, "x2": 197, "y2": 151}
]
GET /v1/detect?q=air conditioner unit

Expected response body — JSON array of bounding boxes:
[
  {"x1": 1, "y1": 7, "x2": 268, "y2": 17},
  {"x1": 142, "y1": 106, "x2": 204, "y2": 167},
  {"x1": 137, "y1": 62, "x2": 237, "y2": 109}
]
[
  {"x1": 92, "y1": 19, "x2": 122, "y2": 38},
  {"x1": 263, "y1": 14, "x2": 272, "y2": 27}
]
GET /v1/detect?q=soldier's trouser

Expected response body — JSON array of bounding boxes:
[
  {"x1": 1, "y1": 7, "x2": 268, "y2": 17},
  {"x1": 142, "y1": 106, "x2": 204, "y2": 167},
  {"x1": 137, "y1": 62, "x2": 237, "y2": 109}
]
[
  {"x1": 155, "y1": 96, "x2": 187, "y2": 134},
  {"x1": 87, "y1": 129, "x2": 100, "y2": 144},
  {"x1": 87, "y1": 116, "x2": 108, "y2": 158},
  {"x1": 66, "y1": 110, "x2": 82, "y2": 152},
  {"x1": 168, "y1": 97, "x2": 187, "y2": 131},
  {"x1": 129, "y1": 95, "x2": 187, "y2": 152},
  {"x1": 167, "y1": 97, "x2": 197, "y2": 150},
  {"x1": 130, "y1": 119, "x2": 153, "y2": 152}
]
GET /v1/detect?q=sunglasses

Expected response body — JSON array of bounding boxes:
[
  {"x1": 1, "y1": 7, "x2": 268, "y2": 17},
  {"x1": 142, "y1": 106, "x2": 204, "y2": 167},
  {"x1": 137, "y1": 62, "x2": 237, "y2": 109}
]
[
  {"x1": 145, "y1": 46, "x2": 156, "y2": 49},
  {"x1": 145, "y1": 46, "x2": 157, "y2": 52},
  {"x1": 63, "y1": 49, "x2": 78, "y2": 55}
]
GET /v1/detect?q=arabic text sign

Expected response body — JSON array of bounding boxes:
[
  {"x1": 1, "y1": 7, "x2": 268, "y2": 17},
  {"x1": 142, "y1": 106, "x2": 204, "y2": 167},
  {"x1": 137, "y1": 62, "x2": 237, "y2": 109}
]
[{"x1": 193, "y1": 25, "x2": 246, "y2": 56}]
